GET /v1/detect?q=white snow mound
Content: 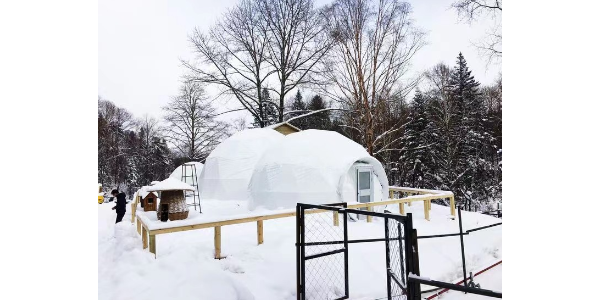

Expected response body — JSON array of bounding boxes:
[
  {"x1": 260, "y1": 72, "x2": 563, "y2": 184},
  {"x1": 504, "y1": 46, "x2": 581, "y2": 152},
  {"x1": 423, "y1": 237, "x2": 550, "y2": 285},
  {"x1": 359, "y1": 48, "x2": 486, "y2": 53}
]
[{"x1": 147, "y1": 178, "x2": 194, "y2": 192}]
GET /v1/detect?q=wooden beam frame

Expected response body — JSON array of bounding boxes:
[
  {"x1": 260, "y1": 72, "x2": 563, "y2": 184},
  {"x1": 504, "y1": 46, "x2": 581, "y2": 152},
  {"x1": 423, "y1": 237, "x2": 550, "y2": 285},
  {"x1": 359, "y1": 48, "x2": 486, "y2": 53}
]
[
  {"x1": 257, "y1": 220, "x2": 264, "y2": 245},
  {"x1": 135, "y1": 187, "x2": 455, "y2": 258},
  {"x1": 214, "y1": 226, "x2": 222, "y2": 259},
  {"x1": 149, "y1": 234, "x2": 156, "y2": 258},
  {"x1": 142, "y1": 226, "x2": 148, "y2": 249}
]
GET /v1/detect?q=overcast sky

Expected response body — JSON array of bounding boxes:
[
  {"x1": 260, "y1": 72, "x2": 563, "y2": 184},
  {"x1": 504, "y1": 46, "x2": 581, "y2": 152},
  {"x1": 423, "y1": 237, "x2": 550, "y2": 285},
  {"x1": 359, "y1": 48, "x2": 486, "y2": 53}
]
[{"x1": 99, "y1": 0, "x2": 501, "y2": 122}]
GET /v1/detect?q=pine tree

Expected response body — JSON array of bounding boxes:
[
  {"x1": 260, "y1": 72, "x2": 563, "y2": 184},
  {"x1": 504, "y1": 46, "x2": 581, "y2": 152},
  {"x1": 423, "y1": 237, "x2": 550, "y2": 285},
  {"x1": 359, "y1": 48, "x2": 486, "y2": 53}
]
[
  {"x1": 401, "y1": 90, "x2": 433, "y2": 188},
  {"x1": 447, "y1": 53, "x2": 488, "y2": 209},
  {"x1": 305, "y1": 95, "x2": 331, "y2": 130},
  {"x1": 287, "y1": 90, "x2": 308, "y2": 129}
]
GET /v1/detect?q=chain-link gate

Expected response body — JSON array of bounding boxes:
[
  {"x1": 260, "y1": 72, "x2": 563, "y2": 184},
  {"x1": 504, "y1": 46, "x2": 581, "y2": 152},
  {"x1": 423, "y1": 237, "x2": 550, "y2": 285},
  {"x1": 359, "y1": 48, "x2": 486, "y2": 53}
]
[{"x1": 296, "y1": 203, "x2": 419, "y2": 300}]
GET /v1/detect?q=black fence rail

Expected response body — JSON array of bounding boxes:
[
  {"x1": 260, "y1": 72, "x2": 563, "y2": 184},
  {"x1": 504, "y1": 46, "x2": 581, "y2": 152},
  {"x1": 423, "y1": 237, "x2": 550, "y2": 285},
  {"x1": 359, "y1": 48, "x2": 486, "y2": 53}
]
[
  {"x1": 296, "y1": 203, "x2": 418, "y2": 300},
  {"x1": 415, "y1": 206, "x2": 502, "y2": 298}
]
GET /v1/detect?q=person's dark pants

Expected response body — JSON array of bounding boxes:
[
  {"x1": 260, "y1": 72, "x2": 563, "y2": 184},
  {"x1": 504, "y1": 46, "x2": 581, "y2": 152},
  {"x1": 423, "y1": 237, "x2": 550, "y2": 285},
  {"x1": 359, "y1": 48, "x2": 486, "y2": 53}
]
[{"x1": 116, "y1": 212, "x2": 125, "y2": 223}]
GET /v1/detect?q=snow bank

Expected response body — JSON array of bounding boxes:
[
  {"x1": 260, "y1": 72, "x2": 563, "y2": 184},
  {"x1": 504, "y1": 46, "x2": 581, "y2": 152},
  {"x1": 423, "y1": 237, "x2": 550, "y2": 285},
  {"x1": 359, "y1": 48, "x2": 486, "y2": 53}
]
[
  {"x1": 147, "y1": 178, "x2": 194, "y2": 192},
  {"x1": 99, "y1": 201, "x2": 501, "y2": 300},
  {"x1": 248, "y1": 130, "x2": 389, "y2": 210},
  {"x1": 199, "y1": 128, "x2": 284, "y2": 201}
]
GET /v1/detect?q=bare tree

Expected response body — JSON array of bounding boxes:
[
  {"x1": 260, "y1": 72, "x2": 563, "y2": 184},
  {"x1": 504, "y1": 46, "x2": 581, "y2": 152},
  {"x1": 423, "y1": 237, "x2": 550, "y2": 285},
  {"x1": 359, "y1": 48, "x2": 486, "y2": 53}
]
[
  {"x1": 231, "y1": 116, "x2": 249, "y2": 132},
  {"x1": 184, "y1": 0, "x2": 274, "y2": 127},
  {"x1": 452, "y1": 0, "x2": 502, "y2": 65},
  {"x1": 320, "y1": 0, "x2": 425, "y2": 155},
  {"x1": 256, "y1": 0, "x2": 332, "y2": 122},
  {"x1": 163, "y1": 82, "x2": 229, "y2": 161}
]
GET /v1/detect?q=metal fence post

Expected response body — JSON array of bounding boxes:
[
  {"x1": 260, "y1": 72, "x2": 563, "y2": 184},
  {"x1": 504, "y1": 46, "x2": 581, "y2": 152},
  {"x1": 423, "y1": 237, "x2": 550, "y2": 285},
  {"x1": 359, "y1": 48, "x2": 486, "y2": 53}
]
[{"x1": 458, "y1": 206, "x2": 468, "y2": 292}]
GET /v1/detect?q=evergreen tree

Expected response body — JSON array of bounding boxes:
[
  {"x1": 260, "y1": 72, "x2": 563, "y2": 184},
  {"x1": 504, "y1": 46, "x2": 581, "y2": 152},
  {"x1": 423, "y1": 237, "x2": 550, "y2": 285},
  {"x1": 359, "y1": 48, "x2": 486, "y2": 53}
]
[
  {"x1": 447, "y1": 53, "x2": 489, "y2": 209},
  {"x1": 401, "y1": 90, "x2": 433, "y2": 188},
  {"x1": 287, "y1": 90, "x2": 308, "y2": 129},
  {"x1": 305, "y1": 95, "x2": 331, "y2": 130}
]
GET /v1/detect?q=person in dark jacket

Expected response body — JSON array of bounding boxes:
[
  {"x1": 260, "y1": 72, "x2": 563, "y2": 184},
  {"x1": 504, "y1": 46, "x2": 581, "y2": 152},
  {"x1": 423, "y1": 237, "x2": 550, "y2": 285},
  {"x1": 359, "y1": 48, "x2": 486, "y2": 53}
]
[{"x1": 111, "y1": 189, "x2": 127, "y2": 223}]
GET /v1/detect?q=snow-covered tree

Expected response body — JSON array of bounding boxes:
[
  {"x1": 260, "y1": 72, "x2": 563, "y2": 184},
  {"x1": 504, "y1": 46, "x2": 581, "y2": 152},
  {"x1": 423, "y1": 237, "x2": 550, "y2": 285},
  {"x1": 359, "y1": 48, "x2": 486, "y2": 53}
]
[
  {"x1": 252, "y1": 88, "x2": 279, "y2": 127},
  {"x1": 400, "y1": 90, "x2": 434, "y2": 188}
]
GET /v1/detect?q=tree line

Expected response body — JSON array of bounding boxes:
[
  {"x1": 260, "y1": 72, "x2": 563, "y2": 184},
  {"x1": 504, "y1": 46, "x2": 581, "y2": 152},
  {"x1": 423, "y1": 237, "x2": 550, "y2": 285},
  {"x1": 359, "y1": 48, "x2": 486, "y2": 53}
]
[{"x1": 99, "y1": 0, "x2": 501, "y2": 209}]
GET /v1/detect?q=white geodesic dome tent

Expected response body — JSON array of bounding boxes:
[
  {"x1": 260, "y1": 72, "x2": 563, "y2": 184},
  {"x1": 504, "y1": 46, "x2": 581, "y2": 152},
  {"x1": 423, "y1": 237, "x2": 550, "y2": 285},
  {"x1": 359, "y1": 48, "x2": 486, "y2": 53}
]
[
  {"x1": 198, "y1": 128, "x2": 285, "y2": 201},
  {"x1": 248, "y1": 130, "x2": 389, "y2": 210}
]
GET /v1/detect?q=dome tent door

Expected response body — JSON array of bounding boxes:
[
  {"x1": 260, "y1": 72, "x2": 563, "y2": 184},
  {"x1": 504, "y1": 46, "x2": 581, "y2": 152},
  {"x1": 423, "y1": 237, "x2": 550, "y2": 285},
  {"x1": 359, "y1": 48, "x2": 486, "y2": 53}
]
[{"x1": 356, "y1": 165, "x2": 373, "y2": 220}]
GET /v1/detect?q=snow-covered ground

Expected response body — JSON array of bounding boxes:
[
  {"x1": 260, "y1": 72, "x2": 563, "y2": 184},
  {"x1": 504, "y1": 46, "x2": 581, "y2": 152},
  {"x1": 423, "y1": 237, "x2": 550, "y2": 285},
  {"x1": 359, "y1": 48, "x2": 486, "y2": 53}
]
[
  {"x1": 98, "y1": 200, "x2": 501, "y2": 300},
  {"x1": 436, "y1": 265, "x2": 502, "y2": 300}
]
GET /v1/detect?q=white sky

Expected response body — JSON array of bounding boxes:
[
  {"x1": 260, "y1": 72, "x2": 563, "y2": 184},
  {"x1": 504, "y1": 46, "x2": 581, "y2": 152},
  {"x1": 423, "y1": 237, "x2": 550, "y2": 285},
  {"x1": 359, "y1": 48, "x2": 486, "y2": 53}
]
[{"x1": 99, "y1": 0, "x2": 501, "y2": 122}]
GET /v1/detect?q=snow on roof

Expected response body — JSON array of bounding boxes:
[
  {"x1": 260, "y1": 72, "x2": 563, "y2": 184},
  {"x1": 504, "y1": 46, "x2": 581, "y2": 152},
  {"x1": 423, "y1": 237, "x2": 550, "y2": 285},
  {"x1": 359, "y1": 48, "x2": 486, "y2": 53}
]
[
  {"x1": 267, "y1": 121, "x2": 301, "y2": 132},
  {"x1": 150, "y1": 181, "x2": 160, "y2": 185},
  {"x1": 147, "y1": 178, "x2": 195, "y2": 192},
  {"x1": 169, "y1": 162, "x2": 204, "y2": 186},
  {"x1": 248, "y1": 129, "x2": 389, "y2": 210},
  {"x1": 199, "y1": 128, "x2": 285, "y2": 201},
  {"x1": 140, "y1": 191, "x2": 158, "y2": 199}
]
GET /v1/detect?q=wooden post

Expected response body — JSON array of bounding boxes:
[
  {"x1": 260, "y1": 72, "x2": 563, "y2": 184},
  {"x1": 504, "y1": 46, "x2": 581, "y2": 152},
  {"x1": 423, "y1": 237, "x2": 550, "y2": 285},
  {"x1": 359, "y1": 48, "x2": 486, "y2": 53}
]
[
  {"x1": 389, "y1": 190, "x2": 394, "y2": 200},
  {"x1": 142, "y1": 227, "x2": 148, "y2": 249},
  {"x1": 367, "y1": 206, "x2": 372, "y2": 223},
  {"x1": 424, "y1": 200, "x2": 430, "y2": 221},
  {"x1": 399, "y1": 202, "x2": 405, "y2": 216},
  {"x1": 408, "y1": 193, "x2": 412, "y2": 206},
  {"x1": 450, "y1": 196, "x2": 456, "y2": 217},
  {"x1": 333, "y1": 211, "x2": 339, "y2": 226},
  {"x1": 257, "y1": 220, "x2": 264, "y2": 245},
  {"x1": 131, "y1": 202, "x2": 136, "y2": 224},
  {"x1": 214, "y1": 226, "x2": 222, "y2": 259},
  {"x1": 149, "y1": 234, "x2": 156, "y2": 258},
  {"x1": 136, "y1": 218, "x2": 141, "y2": 235}
]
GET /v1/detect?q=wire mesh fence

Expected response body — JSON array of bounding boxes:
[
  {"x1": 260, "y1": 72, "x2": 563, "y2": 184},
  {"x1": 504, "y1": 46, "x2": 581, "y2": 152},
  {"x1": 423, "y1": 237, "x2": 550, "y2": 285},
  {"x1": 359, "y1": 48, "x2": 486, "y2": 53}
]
[
  {"x1": 302, "y1": 209, "x2": 347, "y2": 300},
  {"x1": 386, "y1": 217, "x2": 408, "y2": 300},
  {"x1": 297, "y1": 203, "x2": 415, "y2": 300}
]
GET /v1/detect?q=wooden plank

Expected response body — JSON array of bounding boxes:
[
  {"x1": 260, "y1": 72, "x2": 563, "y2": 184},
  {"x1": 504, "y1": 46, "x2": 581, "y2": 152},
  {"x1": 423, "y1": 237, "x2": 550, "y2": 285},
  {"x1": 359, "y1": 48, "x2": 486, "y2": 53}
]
[
  {"x1": 137, "y1": 217, "x2": 141, "y2": 235},
  {"x1": 399, "y1": 202, "x2": 405, "y2": 215},
  {"x1": 333, "y1": 211, "x2": 339, "y2": 226},
  {"x1": 450, "y1": 196, "x2": 456, "y2": 217},
  {"x1": 367, "y1": 207, "x2": 372, "y2": 223},
  {"x1": 257, "y1": 220, "x2": 264, "y2": 245},
  {"x1": 148, "y1": 192, "x2": 453, "y2": 235},
  {"x1": 389, "y1": 190, "x2": 394, "y2": 200},
  {"x1": 152, "y1": 211, "x2": 298, "y2": 235},
  {"x1": 214, "y1": 226, "x2": 222, "y2": 259},
  {"x1": 131, "y1": 202, "x2": 136, "y2": 224},
  {"x1": 142, "y1": 226, "x2": 148, "y2": 249},
  {"x1": 424, "y1": 200, "x2": 430, "y2": 221},
  {"x1": 149, "y1": 234, "x2": 156, "y2": 258}
]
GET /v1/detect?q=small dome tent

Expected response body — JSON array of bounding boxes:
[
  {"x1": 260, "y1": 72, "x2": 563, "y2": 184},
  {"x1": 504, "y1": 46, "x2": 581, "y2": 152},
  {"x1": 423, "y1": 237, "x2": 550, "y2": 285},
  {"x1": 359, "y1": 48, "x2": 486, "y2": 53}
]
[
  {"x1": 248, "y1": 130, "x2": 389, "y2": 210},
  {"x1": 169, "y1": 162, "x2": 204, "y2": 186},
  {"x1": 198, "y1": 128, "x2": 285, "y2": 201}
]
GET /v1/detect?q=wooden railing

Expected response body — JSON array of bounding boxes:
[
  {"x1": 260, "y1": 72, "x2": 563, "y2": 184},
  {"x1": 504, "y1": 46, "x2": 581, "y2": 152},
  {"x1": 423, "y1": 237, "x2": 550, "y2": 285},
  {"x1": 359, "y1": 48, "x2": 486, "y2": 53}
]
[{"x1": 133, "y1": 187, "x2": 454, "y2": 259}]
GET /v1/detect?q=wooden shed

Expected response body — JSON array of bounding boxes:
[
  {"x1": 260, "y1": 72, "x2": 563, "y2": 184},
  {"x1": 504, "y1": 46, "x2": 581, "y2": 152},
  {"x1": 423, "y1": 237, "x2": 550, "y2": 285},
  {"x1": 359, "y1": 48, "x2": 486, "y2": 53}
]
[
  {"x1": 268, "y1": 122, "x2": 301, "y2": 135},
  {"x1": 142, "y1": 192, "x2": 158, "y2": 212}
]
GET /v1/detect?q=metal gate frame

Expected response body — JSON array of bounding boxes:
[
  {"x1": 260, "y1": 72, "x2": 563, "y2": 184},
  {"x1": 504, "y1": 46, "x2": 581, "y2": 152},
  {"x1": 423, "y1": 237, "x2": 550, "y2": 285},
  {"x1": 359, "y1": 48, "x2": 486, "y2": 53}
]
[{"x1": 296, "y1": 203, "x2": 420, "y2": 300}]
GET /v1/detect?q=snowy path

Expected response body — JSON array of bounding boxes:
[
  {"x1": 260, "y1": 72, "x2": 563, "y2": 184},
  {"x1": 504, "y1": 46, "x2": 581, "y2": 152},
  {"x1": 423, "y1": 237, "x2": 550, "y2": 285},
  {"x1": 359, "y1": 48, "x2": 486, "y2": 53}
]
[{"x1": 98, "y1": 201, "x2": 501, "y2": 300}]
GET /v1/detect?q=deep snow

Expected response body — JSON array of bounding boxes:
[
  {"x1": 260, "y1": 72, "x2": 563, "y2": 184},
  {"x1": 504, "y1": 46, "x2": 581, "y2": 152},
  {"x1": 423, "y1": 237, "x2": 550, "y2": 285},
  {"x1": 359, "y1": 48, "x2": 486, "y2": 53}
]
[{"x1": 99, "y1": 201, "x2": 501, "y2": 300}]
